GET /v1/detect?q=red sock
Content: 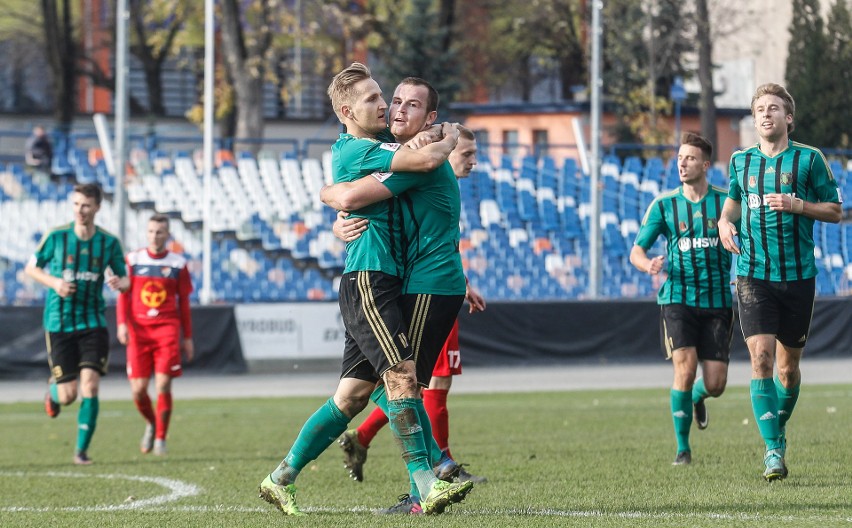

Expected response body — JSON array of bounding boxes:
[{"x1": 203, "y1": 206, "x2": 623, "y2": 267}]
[
  {"x1": 357, "y1": 406, "x2": 389, "y2": 448},
  {"x1": 156, "y1": 392, "x2": 173, "y2": 440},
  {"x1": 423, "y1": 388, "x2": 450, "y2": 456},
  {"x1": 134, "y1": 392, "x2": 156, "y2": 425}
]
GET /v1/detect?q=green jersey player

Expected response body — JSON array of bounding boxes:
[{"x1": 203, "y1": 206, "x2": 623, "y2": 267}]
[
  {"x1": 717, "y1": 83, "x2": 842, "y2": 481},
  {"x1": 631, "y1": 132, "x2": 734, "y2": 466},
  {"x1": 25, "y1": 183, "x2": 129, "y2": 464},
  {"x1": 257, "y1": 62, "x2": 471, "y2": 516}
]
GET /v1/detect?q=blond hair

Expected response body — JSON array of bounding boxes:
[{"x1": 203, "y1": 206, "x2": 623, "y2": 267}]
[
  {"x1": 327, "y1": 62, "x2": 372, "y2": 122},
  {"x1": 751, "y1": 83, "x2": 796, "y2": 134}
]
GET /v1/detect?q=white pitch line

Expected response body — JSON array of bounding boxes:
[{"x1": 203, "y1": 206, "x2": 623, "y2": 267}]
[
  {"x1": 1, "y1": 474, "x2": 850, "y2": 523},
  {"x1": 0, "y1": 471, "x2": 200, "y2": 511}
]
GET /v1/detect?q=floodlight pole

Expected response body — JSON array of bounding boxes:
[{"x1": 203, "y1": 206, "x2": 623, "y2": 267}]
[
  {"x1": 201, "y1": 0, "x2": 215, "y2": 305},
  {"x1": 588, "y1": 0, "x2": 603, "y2": 298},
  {"x1": 114, "y1": 0, "x2": 129, "y2": 243}
]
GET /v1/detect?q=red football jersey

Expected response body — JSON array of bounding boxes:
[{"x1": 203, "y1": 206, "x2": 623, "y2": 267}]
[{"x1": 117, "y1": 248, "x2": 193, "y2": 336}]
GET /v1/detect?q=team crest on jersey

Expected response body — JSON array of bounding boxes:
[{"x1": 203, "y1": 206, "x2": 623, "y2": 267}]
[
  {"x1": 66, "y1": 255, "x2": 74, "y2": 264},
  {"x1": 81, "y1": 247, "x2": 88, "y2": 255},
  {"x1": 748, "y1": 176, "x2": 757, "y2": 188},
  {"x1": 678, "y1": 221, "x2": 688, "y2": 232},
  {"x1": 161, "y1": 267, "x2": 172, "y2": 278},
  {"x1": 140, "y1": 280, "x2": 167, "y2": 308},
  {"x1": 62, "y1": 269, "x2": 75, "y2": 282},
  {"x1": 780, "y1": 172, "x2": 792, "y2": 185},
  {"x1": 371, "y1": 171, "x2": 393, "y2": 183},
  {"x1": 380, "y1": 142, "x2": 401, "y2": 152},
  {"x1": 706, "y1": 218, "x2": 717, "y2": 230},
  {"x1": 748, "y1": 194, "x2": 763, "y2": 209},
  {"x1": 92, "y1": 258, "x2": 101, "y2": 269}
]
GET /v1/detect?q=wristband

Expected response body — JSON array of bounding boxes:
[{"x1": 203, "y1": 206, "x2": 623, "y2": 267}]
[{"x1": 791, "y1": 197, "x2": 804, "y2": 214}]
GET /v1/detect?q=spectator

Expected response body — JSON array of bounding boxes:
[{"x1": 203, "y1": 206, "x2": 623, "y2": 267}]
[{"x1": 25, "y1": 125, "x2": 53, "y2": 177}]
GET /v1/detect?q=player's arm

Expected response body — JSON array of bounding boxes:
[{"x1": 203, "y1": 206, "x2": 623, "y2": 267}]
[
  {"x1": 105, "y1": 239, "x2": 130, "y2": 292},
  {"x1": 765, "y1": 193, "x2": 842, "y2": 223},
  {"x1": 25, "y1": 256, "x2": 76, "y2": 297},
  {"x1": 388, "y1": 122, "x2": 459, "y2": 172},
  {"x1": 629, "y1": 245, "x2": 664, "y2": 275},
  {"x1": 178, "y1": 265, "x2": 194, "y2": 362},
  {"x1": 116, "y1": 255, "x2": 133, "y2": 345},
  {"x1": 465, "y1": 280, "x2": 486, "y2": 314},
  {"x1": 321, "y1": 176, "x2": 393, "y2": 211},
  {"x1": 717, "y1": 198, "x2": 742, "y2": 255},
  {"x1": 332, "y1": 211, "x2": 368, "y2": 243},
  {"x1": 631, "y1": 201, "x2": 665, "y2": 274}
]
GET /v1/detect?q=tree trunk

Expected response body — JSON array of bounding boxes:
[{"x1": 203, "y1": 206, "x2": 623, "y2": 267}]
[
  {"x1": 695, "y1": 0, "x2": 718, "y2": 161},
  {"x1": 41, "y1": 0, "x2": 77, "y2": 130},
  {"x1": 219, "y1": 0, "x2": 267, "y2": 150}
]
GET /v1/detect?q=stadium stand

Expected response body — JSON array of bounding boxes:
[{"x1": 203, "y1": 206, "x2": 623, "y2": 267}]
[{"x1": 0, "y1": 145, "x2": 850, "y2": 305}]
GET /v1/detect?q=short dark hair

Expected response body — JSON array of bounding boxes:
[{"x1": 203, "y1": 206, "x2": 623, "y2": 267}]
[
  {"x1": 680, "y1": 132, "x2": 712, "y2": 160},
  {"x1": 73, "y1": 183, "x2": 103, "y2": 205},
  {"x1": 457, "y1": 125, "x2": 475, "y2": 141},
  {"x1": 149, "y1": 213, "x2": 170, "y2": 228},
  {"x1": 397, "y1": 77, "x2": 439, "y2": 114}
]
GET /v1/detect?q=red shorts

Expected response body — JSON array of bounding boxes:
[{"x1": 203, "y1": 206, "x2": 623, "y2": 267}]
[
  {"x1": 432, "y1": 319, "x2": 462, "y2": 377},
  {"x1": 126, "y1": 322, "x2": 183, "y2": 379}
]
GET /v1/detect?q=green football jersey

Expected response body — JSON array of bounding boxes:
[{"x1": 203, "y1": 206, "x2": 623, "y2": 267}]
[
  {"x1": 331, "y1": 130, "x2": 404, "y2": 276},
  {"x1": 635, "y1": 185, "x2": 733, "y2": 308},
  {"x1": 378, "y1": 161, "x2": 466, "y2": 296},
  {"x1": 728, "y1": 141, "x2": 841, "y2": 281},
  {"x1": 33, "y1": 223, "x2": 127, "y2": 332}
]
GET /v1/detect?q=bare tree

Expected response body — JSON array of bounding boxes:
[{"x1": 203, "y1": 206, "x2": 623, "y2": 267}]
[
  {"x1": 218, "y1": 0, "x2": 276, "y2": 146},
  {"x1": 695, "y1": 0, "x2": 717, "y2": 159},
  {"x1": 40, "y1": 0, "x2": 77, "y2": 130}
]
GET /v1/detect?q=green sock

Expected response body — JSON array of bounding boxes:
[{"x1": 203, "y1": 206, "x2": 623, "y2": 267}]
[
  {"x1": 271, "y1": 397, "x2": 349, "y2": 485},
  {"x1": 414, "y1": 398, "x2": 444, "y2": 466},
  {"x1": 76, "y1": 397, "x2": 99, "y2": 453},
  {"x1": 750, "y1": 378, "x2": 782, "y2": 450},
  {"x1": 774, "y1": 376, "x2": 800, "y2": 432},
  {"x1": 387, "y1": 397, "x2": 435, "y2": 498},
  {"x1": 670, "y1": 389, "x2": 692, "y2": 453},
  {"x1": 372, "y1": 386, "x2": 442, "y2": 467},
  {"x1": 371, "y1": 384, "x2": 387, "y2": 408},
  {"x1": 49, "y1": 382, "x2": 59, "y2": 404},
  {"x1": 692, "y1": 377, "x2": 710, "y2": 405}
]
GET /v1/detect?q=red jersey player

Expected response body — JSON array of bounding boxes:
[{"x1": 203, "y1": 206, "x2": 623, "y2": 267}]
[{"x1": 117, "y1": 213, "x2": 193, "y2": 455}]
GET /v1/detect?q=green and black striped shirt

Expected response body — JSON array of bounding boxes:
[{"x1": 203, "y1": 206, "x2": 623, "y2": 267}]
[
  {"x1": 728, "y1": 141, "x2": 841, "y2": 282},
  {"x1": 635, "y1": 185, "x2": 733, "y2": 309},
  {"x1": 32, "y1": 223, "x2": 127, "y2": 332}
]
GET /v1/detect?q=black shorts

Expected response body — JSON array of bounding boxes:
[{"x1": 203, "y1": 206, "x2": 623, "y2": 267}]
[
  {"x1": 338, "y1": 271, "x2": 413, "y2": 383},
  {"x1": 659, "y1": 304, "x2": 733, "y2": 363},
  {"x1": 46, "y1": 327, "x2": 110, "y2": 383},
  {"x1": 736, "y1": 276, "x2": 815, "y2": 348},
  {"x1": 400, "y1": 293, "x2": 465, "y2": 387}
]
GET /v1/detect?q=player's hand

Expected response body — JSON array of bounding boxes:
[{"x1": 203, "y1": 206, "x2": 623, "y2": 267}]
[
  {"x1": 53, "y1": 277, "x2": 76, "y2": 298},
  {"x1": 406, "y1": 126, "x2": 440, "y2": 149},
  {"x1": 181, "y1": 338, "x2": 194, "y2": 363},
  {"x1": 441, "y1": 122, "x2": 460, "y2": 144},
  {"x1": 717, "y1": 218, "x2": 741, "y2": 255},
  {"x1": 106, "y1": 273, "x2": 130, "y2": 292},
  {"x1": 766, "y1": 192, "x2": 804, "y2": 214},
  {"x1": 465, "y1": 284, "x2": 486, "y2": 313},
  {"x1": 646, "y1": 255, "x2": 665, "y2": 275},
  {"x1": 117, "y1": 323, "x2": 128, "y2": 345},
  {"x1": 333, "y1": 211, "x2": 368, "y2": 243}
]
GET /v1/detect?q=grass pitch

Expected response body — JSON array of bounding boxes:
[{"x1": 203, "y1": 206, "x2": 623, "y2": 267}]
[{"x1": 1, "y1": 384, "x2": 850, "y2": 527}]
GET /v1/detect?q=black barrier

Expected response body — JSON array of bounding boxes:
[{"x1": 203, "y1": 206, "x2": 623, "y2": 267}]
[
  {"x1": 0, "y1": 305, "x2": 246, "y2": 380},
  {"x1": 457, "y1": 297, "x2": 852, "y2": 367},
  {"x1": 2, "y1": 298, "x2": 850, "y2": 378}
]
